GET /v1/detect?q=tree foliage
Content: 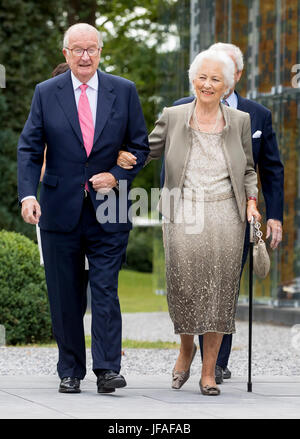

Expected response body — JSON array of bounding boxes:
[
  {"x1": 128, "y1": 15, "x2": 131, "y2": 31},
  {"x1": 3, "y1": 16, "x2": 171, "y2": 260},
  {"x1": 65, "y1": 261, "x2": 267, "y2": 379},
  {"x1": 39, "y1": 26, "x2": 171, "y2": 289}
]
[
  {"x1": 0, "y1": 0, "x2": 190, "y2": 236},
  {"x1": 0, "y1": 0, "x2": 66, "y2": 238}
]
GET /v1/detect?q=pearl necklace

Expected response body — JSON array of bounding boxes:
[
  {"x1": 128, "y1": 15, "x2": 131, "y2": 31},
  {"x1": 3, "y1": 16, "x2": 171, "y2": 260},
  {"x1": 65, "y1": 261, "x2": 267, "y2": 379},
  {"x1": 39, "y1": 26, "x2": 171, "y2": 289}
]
[{"x1": 193, "y1": 106, "x2": 221, "y2": 134}]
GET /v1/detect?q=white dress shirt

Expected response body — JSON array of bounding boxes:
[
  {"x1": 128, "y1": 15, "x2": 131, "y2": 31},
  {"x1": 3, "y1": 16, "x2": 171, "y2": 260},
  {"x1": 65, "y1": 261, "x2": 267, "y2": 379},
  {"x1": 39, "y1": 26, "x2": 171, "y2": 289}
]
[
  {"x1": 224, "y1": 90, "x2": 238, "y2": 109},
  {"x1": 71, "y1": 70, "x2": 98, "y2": 126},
  {"x1": 21, "y1": 71, "x2": 99, "y2": 202}
]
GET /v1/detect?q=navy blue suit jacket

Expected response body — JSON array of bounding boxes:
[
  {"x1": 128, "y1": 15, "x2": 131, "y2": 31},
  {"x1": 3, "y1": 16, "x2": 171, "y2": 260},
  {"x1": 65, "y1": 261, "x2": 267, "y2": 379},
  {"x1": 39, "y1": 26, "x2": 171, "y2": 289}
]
[
  {"x1": 161, "y1": 92, "x2": 284, "y2": 222},
  {"x1": 18, "y1": 69, "x2": 149, "y2": 232}
]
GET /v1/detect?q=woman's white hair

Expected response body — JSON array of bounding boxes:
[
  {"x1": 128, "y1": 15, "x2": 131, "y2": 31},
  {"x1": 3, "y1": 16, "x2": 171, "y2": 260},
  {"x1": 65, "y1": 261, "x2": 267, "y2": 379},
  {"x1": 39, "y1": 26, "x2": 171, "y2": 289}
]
[
  {"x1": 63, "y1": 23, "x2": 103, "y2": 49},
  {"x1": 209, "y1": 42, "x2": 244, "y2": 71},
  {"x1": 188, "y1": 49, "x2": 235, "y2": 96}
]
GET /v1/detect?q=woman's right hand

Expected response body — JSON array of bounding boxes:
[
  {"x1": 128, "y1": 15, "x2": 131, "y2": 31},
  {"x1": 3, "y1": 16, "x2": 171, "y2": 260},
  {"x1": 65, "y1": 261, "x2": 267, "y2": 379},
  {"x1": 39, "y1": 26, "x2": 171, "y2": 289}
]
[
  {"x1": 117, "y1": 150, "x2": 137, "y2": 169},
  {"x1": 247, "y1": 200, "x2": 261, "y2": 223}
]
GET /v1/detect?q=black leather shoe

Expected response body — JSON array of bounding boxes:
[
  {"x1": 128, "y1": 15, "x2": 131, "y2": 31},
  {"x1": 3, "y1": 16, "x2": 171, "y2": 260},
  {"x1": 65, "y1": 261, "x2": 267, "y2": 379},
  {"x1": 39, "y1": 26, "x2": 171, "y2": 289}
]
[
  {"x1": 215, "y1": 365, "x2": 224, "y2": 384},
  {"x1": 59, "y1": 377, "x2": 81, "y2": 393},
  {"x1": 222, "y1": 367, "x2": 231, "y2": 379},
  {"x1": 97, "y1": 370, "x2": 127, "y2": 394}
]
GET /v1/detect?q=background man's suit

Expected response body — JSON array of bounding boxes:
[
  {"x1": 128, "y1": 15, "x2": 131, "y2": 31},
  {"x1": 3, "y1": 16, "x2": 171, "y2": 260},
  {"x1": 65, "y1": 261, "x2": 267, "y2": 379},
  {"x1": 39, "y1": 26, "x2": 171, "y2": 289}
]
[
  {"x1": 161, "y1": 92, "x2": 284, "y2": 370},
  {"x1": 18, "y1": 69, "x2": 149, "y2": 379}
]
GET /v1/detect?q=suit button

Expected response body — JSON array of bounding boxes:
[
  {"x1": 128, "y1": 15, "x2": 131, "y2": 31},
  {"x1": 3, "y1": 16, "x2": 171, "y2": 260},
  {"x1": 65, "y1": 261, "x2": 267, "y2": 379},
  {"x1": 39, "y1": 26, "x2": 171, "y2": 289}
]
[{"x1": 85, "y1": 162, "x2": 89, "y2": 167}]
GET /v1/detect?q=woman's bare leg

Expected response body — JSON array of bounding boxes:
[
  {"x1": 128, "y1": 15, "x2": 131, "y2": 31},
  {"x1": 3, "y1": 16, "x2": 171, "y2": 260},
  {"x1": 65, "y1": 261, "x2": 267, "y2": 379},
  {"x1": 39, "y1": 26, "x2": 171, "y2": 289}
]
[
  {"x1": 201, "y1": 332, "x2": 223, "y2": 387},
  {"x1": 174, "y1": 334, "x2": 195, "y2": 371}
]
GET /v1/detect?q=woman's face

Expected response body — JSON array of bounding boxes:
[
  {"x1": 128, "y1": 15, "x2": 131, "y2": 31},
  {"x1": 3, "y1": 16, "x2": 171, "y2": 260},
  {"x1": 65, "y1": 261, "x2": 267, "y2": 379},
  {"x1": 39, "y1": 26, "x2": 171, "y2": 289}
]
[{"x1": 193, "y1": 59, "x2": 228, "y2": 105}]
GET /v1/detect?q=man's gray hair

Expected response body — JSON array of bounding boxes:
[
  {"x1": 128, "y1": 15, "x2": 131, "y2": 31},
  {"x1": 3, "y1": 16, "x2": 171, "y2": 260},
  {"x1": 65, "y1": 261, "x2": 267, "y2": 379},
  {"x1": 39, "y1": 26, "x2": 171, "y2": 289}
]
[
  {"x1": 63, "y1": 23, "x2": 103, "y2": 49},
  {"x1": 209, "y1": 42, "x2": 244, "y2": 71},
  {"x1": 189, "y1": 49, "x2": 235, "y2": 96}
]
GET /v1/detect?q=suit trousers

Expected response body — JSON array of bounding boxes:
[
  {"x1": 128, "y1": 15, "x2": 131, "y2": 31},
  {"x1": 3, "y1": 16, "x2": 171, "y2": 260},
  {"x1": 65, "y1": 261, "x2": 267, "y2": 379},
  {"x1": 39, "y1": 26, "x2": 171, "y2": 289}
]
[
  {"x1": 41, "y1": 193, "x2": 129, "y2": 379},
  {"x1": 198, "y1": 222, "x2": 250, "y2": 368}
]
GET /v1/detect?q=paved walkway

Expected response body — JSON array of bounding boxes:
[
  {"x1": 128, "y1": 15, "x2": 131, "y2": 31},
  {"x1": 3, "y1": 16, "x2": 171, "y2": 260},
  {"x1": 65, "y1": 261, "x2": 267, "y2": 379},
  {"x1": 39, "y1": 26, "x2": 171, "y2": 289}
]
[
  {"x1": 0, "y1": 375, "x2": 300, "y2": 419},
  {"x1": 0, "y1": 312, "x2": 299, "y2": 419}
]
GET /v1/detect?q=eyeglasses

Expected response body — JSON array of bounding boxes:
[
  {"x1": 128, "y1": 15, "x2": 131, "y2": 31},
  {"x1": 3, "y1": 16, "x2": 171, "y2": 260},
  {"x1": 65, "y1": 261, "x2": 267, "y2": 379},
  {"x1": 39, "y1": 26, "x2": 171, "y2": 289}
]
[{"x1": 66, "y1": 47, "x2": 100, "y2": 57}]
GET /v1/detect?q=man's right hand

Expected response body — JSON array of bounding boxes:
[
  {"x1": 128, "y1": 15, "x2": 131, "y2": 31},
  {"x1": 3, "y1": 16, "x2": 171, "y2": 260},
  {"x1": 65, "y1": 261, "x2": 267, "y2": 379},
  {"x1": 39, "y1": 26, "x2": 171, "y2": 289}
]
[{"x1": 21, "y1": 199, "x2": 41, "y2": 225}]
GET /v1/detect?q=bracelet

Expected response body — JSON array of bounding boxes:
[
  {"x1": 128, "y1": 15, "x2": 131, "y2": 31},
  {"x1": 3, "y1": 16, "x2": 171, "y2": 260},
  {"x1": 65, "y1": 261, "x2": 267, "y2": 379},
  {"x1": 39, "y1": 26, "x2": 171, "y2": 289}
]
[{"x1": 247, "y1": 196, "x2": 257, "y2": 201}]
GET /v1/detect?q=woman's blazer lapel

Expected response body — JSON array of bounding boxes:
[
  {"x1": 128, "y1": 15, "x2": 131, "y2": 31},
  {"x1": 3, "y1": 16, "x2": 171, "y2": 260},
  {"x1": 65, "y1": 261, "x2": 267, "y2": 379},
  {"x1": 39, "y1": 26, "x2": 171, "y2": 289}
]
[{"x1": 174, "y1": 101, "x2": 195, "y2": 191}]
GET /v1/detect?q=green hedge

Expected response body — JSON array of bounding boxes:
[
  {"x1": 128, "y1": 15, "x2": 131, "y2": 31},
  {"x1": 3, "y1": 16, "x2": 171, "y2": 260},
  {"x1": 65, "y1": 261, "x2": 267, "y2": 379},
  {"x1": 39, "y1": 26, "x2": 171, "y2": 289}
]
[
  {"x1": 0, "y1": 230, "x2": 52, "y2": 345},
  {"x1": 126, "y1": 227, "x2": 153, "y2": 273}
]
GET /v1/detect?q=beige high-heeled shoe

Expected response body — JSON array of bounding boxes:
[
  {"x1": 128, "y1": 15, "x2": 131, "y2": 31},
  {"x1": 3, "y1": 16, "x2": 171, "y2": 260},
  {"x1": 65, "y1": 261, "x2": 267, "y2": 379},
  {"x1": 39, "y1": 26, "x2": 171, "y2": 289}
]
[
  {"x1": 172, "y1": 343, "x2": 197, "y2": 390},
  {"x1": 199, "y1": 379, "x2": 221, "y2": 396}
]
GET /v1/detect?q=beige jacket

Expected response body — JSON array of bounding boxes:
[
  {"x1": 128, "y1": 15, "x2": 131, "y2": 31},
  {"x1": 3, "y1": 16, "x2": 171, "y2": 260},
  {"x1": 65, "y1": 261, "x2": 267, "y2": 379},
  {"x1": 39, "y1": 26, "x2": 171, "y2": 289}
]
[{"x1": 146, "y1": 100, "x2": 258, "y2": 222}]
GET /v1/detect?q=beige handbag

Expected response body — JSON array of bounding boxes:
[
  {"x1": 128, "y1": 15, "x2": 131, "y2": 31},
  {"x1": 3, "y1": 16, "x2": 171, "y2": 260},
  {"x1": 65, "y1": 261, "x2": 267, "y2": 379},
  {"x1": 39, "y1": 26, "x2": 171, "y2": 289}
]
[{"x1": 252, "y1": 220, "x2": 270, "y2": 279}]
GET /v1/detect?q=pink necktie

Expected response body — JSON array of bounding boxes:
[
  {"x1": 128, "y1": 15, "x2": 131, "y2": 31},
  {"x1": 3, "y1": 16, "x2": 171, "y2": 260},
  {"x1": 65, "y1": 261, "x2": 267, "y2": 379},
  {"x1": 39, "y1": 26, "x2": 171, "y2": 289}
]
[{"x1": 78, "y1": 84, "x2": 94, "y2": 190}]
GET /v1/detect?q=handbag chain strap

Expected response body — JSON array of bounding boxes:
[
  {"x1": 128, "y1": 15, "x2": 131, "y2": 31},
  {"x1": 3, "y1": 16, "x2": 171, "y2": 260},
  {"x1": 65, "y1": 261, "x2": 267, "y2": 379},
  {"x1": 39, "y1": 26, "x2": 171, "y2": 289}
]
[{"x1": 254, "y1": 221, "x2": 264, "y2": 244}]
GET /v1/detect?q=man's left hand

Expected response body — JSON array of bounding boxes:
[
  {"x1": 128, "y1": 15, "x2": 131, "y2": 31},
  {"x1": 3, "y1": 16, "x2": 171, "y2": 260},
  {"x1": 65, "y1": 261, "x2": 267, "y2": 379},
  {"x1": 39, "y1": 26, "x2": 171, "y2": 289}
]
[
  {"x1": 266, "y1": 219, "x2": 282, "y2": 250},
  {"x1": 89, "y1": 172, "x2": 117, "y2": 194}
]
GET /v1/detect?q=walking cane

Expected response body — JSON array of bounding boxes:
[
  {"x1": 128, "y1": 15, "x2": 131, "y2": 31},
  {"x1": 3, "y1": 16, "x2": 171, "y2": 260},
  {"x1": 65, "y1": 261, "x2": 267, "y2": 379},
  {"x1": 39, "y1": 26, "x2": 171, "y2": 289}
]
[{"x1": 248, "y1": 216, "x2": 255, "y2": 392}]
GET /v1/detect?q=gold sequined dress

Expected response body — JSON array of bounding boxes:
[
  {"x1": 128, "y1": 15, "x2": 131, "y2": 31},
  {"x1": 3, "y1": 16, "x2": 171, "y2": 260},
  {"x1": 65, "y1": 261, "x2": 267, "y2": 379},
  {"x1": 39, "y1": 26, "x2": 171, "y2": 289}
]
[{"x1": 163, "y1": 127, "x2": 246, "y2": 335}]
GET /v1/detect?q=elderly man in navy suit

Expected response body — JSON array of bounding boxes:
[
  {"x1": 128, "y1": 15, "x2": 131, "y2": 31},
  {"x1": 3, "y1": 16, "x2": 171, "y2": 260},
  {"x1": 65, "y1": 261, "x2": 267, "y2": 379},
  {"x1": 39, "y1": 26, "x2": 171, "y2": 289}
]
[
  {"x1": 18, "y1": 23, "x2": 149, "y2": 394},
  {"x1": 117, "y1": 42, "x2": 284, "y2": 385}
]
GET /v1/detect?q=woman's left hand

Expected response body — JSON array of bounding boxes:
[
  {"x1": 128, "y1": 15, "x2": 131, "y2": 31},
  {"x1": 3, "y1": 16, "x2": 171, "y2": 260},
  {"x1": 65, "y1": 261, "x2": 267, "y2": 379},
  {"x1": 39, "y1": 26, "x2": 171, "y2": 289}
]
[{"x1": 247, "y1": 200, "x2": 262, "y2": 223}]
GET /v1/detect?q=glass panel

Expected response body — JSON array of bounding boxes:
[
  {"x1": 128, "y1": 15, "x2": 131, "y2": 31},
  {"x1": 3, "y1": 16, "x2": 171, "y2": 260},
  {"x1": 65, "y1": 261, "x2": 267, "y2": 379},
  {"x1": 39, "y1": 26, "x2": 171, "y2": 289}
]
[
  {"x1": 231, "y1": 0, "x2": 249, "y2": 94},
  {"x1": 151, "y1": 0, "x2": 191, "y2": 297},
  {"x1": 215, "y1": 0, "x2": 230, "y2": 42},
  {"x1": 258, "y1": 0, "x2": 277, "y2": 93}
]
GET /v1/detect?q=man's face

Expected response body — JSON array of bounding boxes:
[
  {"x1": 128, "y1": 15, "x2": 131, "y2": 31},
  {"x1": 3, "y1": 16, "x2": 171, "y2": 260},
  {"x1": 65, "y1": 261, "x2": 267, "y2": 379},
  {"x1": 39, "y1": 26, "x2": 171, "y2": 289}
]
[{"x1": 63, "y1": 29, "x2": 101, "y2": 83}]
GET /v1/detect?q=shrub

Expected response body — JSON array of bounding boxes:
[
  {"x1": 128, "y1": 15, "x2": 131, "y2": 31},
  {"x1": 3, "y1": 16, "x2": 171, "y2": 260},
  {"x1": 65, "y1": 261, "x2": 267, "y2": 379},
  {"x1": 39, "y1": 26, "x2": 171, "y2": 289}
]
[
  {"x1": 0, "y1": 230, "x2": 52, "y2": 345},
  {"x1": 126, "y1": 227, "x2": 153, "y2": 273}
]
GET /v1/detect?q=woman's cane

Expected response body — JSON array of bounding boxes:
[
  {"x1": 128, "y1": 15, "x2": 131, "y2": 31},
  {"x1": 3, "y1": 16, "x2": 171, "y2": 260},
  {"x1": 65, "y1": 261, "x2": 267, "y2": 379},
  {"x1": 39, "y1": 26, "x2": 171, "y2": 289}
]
[{"x1": 248, "y1": 216, "x2": 255, "y2": 392}]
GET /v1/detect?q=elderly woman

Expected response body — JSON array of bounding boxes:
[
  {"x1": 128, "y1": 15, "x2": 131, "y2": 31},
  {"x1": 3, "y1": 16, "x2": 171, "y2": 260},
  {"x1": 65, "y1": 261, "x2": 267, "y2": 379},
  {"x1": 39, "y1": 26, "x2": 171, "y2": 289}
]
[{"x1": 117, "y1": 49, "x2": 260, "y2": 395}]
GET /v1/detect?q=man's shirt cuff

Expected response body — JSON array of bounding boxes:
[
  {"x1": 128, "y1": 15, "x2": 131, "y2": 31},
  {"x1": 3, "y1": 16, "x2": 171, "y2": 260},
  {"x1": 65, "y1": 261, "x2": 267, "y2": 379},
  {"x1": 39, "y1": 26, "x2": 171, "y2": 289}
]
[{"x1": 21, "y1": 196, "x2": 36, "y2": 203}]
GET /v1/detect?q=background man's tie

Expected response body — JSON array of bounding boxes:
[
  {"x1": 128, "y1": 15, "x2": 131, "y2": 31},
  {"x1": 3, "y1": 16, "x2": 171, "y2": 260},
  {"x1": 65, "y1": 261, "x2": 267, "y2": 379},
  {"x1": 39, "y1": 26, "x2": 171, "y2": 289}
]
[
  {"x1": 78, "y1": 84, "x2": 94, "y2": 191},
  {"x1": 222, "y1": 99, "x2": 230, "y2": 106}
]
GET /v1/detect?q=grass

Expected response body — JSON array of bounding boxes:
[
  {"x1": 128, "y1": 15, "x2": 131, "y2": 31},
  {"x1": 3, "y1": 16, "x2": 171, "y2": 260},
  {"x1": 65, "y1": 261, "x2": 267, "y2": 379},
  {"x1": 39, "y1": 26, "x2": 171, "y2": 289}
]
[
  {"x1": 85, "y1": 337, "x2": 179, "y2": 349},
  {"x1": 122, "y1": 339, "x2": 179, "y2": 349},
  {"x1": 118, "y1": 269, "x2": 168, "y2": 313},
  {"x1": 16, "y1": 337, "x2": 179, "y2": 349}
]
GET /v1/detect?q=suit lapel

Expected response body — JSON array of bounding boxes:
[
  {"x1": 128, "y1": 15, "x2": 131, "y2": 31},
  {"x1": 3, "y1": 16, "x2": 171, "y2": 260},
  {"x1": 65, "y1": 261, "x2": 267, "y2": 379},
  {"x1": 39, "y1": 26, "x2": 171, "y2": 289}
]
[
  {"x1": 220, "y1": 104, "x2": 236, "y2": 169},
  {"x1": 236, "y1": 91, "x2": 245, "y2": 110},
  {"x1": 177, "y1": 101, "x2": 195, "y2": 187},
  {"x1": 219, "y1": 105, "x2": 243, "y2": 209},
  {"x1": 92, "y1": 70, "x2": 116, "y2": 148},
  {"x1": 236, "y1": 91, "x2": 256, "y2": 133},
  {"x1": 55, "y1": 70, "x2": 83, "y2": 145},
  {"x1": 55, "y1": 70, "x2": 116, "y2": 151}
]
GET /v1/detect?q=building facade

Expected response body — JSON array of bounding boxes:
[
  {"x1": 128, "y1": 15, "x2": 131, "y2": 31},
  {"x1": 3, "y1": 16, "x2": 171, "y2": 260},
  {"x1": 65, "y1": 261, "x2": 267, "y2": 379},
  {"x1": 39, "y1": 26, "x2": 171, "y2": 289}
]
[{"x1": 189, "y1": 0, "x2": 300, "y2": 305}]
